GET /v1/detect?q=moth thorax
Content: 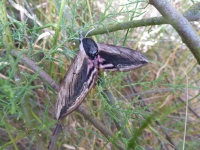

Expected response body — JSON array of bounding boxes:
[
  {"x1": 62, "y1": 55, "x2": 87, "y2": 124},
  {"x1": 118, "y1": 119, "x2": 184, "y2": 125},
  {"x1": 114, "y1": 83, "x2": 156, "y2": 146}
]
[{"x1": 82, "y1": 38, "x2": 98, "y2": 60}]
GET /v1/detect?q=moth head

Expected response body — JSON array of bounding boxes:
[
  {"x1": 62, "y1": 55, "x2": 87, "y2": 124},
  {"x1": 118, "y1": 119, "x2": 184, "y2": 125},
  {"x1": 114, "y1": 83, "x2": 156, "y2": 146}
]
[{"x1": 80, "y1": 38, "x2": 98, "y2": 60}]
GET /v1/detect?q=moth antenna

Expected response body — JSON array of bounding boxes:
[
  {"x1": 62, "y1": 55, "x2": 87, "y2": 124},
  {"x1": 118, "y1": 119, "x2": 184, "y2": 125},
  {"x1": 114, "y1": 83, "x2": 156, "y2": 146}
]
[
  {"x1": 85, "y1": 28, "x2": 95, "y2": 37},
  {"x1": 79, "y1": 29, "x2": 95, "y2": 41},
  {"x1": 79, "y1": 31, "x2": 83, "y2": 40},
  {"x1": 71, "y1": 37, "x2": 79, "y2": 41}
]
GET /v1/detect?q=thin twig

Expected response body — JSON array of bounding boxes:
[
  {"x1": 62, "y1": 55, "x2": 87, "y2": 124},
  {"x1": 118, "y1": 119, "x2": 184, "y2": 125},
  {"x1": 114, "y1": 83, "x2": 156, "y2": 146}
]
[
  {"x1": 178, "y1": 97, "x2": 200, "y2": 118},
  {"x1": 181, "y1": 69, "x2": 188, "y2": 150},
  {"x1": 103, "y1": 89, "x2": 132, "y2": 139}
]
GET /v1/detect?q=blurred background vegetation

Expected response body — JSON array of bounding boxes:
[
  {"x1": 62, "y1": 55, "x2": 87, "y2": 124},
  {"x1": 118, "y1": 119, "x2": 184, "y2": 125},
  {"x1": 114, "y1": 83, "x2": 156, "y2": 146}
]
[{"x1": 0, "y1": 0, "x2": 200, "y2": 150}]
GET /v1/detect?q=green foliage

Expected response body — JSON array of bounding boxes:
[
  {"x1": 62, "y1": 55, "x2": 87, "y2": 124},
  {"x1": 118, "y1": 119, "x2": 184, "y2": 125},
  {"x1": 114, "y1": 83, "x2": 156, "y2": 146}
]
[{"x1": 0, "y1": 0, "x2": 200, "y2": 150}]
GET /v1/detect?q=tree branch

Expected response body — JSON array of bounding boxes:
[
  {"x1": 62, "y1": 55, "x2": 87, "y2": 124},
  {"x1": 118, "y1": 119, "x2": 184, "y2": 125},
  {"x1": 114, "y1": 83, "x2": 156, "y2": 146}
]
[
  {"x1": 82, "y1": 2, "x2": 200, "y2": 37},
  {"x1": 149, "y1": 0, "x2": 200, "y2": 64}
]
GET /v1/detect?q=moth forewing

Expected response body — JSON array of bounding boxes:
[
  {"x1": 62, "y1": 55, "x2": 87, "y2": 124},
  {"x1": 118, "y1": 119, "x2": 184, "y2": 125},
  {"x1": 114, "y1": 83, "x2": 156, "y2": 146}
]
[
  {"x1": 97, "y1": 43, "x2": 148, "y2": 71},
  {"x1": 55, "y1": 49, "x2": 97, "y2": 119}
]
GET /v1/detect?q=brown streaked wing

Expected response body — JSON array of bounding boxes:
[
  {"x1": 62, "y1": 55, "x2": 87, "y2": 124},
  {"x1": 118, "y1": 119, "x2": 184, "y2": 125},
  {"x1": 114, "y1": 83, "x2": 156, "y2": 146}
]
[
  {"x1": 97, "y1": 43, "x2": 148, "y2": 72},
  {"x1": 55, "y1": 50, "x2": 97, "y2": 119}
]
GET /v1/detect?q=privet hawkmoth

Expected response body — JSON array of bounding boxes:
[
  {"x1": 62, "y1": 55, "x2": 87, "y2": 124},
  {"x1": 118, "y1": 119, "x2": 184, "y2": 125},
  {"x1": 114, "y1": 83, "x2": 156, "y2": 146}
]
[{"x1": 48, "y1": 37, "x2": 148, "y2": 149}]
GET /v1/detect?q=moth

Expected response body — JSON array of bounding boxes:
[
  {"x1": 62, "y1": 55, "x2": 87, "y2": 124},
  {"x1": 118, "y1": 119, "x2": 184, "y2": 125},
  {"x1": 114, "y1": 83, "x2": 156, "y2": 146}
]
[{"x1": 48, "y1": 37, "x2": 148, "y2": 149}]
